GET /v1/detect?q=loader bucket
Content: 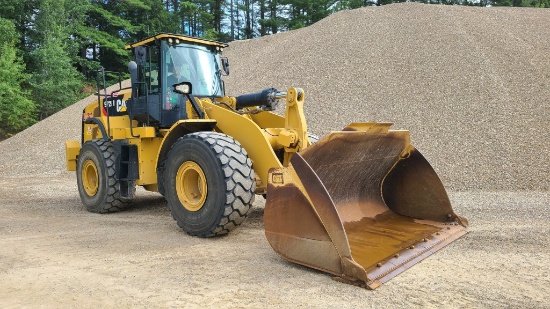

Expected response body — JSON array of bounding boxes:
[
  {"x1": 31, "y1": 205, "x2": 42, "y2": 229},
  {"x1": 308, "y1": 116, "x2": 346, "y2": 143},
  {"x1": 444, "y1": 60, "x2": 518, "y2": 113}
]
[{"x1": 264, "y1": 123, "x2": 468, "y2": 289}]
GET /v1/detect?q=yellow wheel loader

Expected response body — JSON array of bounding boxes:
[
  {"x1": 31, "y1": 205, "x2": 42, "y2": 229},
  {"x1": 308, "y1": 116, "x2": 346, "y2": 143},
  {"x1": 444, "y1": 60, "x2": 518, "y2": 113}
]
[{"x1": 65, "y1": 33, "x2": 468, "y2": 289}]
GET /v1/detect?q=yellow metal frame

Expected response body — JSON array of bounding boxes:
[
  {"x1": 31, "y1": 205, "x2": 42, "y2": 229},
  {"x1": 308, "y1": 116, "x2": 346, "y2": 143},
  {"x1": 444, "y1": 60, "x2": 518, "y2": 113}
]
[
  {"x1": 202, "y1": 100, "x2": 282, "y2": 188},
  {"x1": 200, "y1": 87, "x2": 311, "y2": 188},
  {"x1": 125, "y1": 33, "x2": 228, "y2": 50},
  {"x1": 65, "y1": 140, "x2": 80, "y2": 171},
  {"x1": 67, "y1": 63, "x2": 313, "y2": 195}
]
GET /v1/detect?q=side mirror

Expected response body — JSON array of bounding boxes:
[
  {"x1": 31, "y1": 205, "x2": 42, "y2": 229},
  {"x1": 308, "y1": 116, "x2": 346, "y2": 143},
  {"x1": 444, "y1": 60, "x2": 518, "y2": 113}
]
[
  {"x1": 173, "y1": 81, "x2": 204, "y2": 119},
  {"x1": 221, "y1": 57, "x2": 230, "y2": 76},
  {"x1": 173, "y1": 82, "x2": 192, "y2": 95}
]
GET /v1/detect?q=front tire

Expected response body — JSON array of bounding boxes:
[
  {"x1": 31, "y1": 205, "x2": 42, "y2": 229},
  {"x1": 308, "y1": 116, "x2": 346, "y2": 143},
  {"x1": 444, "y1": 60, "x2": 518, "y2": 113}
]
[
  {"x1": 76, "y1": 139, "x2": 131, "y2": 213},
  {"x1": 164, "y1": 132, "x2": 255, "y2": 237}
]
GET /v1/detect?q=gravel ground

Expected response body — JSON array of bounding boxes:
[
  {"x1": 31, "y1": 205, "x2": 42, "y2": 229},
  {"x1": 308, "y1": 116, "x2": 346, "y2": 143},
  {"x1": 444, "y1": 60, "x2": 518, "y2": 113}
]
[
  {"x1": 224, "y1": 3, "x2": 550, "y2": 191},
  {"x1": 0, "y1": 176, "x2": 548, "y2": 308},
  {"x1": 0, "y1": 3, "x2": 548, "y2": 308}
]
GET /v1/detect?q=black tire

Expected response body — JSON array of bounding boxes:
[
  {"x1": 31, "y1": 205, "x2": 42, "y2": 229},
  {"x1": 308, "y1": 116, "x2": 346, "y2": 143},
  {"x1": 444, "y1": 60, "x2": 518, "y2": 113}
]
[
  {"x1": 164, "y1": 132, "x2": 255, "y2": 237},
  {"x1": 76, "y1": 139, "x2": 132, "y2": 213}
]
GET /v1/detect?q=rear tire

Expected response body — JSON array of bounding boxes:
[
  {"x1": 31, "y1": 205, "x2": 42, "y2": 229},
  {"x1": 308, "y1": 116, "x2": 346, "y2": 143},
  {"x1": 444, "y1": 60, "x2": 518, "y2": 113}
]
[
  {"x1": 164, "y1": 132, "x2": 255, "y2": 237},
  {"x1": 76, "y1": 139, "x2": 132, "y2": 213}
]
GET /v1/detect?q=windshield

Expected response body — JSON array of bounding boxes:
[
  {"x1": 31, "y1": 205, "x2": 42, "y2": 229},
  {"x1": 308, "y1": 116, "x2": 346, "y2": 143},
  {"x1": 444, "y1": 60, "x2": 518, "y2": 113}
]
[{"x1": 165, "y1": 42, "x2": 223, "y2": 97}]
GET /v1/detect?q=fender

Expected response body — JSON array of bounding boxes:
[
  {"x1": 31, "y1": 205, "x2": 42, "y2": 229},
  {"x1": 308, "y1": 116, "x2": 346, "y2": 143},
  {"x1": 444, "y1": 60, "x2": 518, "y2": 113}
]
[{"x1": 155, "y1": 119, "x2": 217, "y2": 194}]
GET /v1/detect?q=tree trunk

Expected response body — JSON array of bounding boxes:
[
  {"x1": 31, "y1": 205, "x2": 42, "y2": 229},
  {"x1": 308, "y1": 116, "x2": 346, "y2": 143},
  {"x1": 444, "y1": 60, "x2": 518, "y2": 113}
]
[
  {"x1": 229, "y1": 0, "x2": 234, "y2": 40},
  {"x1": 245, "y1": 0, "x2": 252, "y2": 39},
  {"x1": 213, "y1": 0, "x2": 222, "y2": 32},
  {"x1": 270, "y1": 0, "x2": 278, "y2": 34},
  {"x1": 259, "y1": 0, "x2": 266, "y2": 36}
]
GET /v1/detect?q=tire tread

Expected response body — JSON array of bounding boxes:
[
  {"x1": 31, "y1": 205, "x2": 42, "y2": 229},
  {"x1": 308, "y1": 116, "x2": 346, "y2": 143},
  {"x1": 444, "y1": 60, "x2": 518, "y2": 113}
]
[
  {"x1": 77, "y1": 139, "x2": 131, "y2": 213},
  {"x1": 167, "y1": 132, "x2": 255, "y2": 237}
]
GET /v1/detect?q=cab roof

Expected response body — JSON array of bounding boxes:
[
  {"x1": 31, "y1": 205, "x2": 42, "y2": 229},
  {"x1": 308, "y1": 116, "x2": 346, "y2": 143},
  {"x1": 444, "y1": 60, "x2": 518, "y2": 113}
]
[{"x1": 125, "y1": 33, "x2": 228, "y2": 50}]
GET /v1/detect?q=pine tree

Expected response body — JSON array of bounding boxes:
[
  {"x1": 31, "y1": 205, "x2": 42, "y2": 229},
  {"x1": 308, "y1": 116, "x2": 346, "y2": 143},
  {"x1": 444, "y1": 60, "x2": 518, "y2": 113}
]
[
  {"x1": 29, "y1": 0, "x2": 84, "y2": 120},
  {"x1": 0, "y1": 18, "x2": 36, "y2": 137}
]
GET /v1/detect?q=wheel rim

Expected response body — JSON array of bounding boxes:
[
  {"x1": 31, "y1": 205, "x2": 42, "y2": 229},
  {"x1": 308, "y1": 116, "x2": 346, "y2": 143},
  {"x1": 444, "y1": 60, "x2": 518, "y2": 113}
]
[
  {"x1": 82, "y1": 159, "x2": 99, "y2": 196},
  {"x1": 176, "y1": 161, "x2": 207, "y2": 211}
]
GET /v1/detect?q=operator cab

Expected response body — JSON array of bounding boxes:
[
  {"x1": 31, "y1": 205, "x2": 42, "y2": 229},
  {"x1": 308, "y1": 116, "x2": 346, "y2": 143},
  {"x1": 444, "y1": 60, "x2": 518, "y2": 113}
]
[{"x1": 126, "y1": 33, "x2": 229, "y2": 128}]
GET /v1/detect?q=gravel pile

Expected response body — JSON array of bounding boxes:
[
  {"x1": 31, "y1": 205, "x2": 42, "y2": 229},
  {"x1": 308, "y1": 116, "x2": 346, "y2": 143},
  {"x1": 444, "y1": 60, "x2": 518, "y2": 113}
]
[
  {"x1": 1, "y1": 3, "x2": 548, "y2": 191},
  {"x1": 223, "y1": 3, "x2": 549, "y2": 191},
  {"x1": 0, "y1": 81, "x2": 130, "y2": 177}
]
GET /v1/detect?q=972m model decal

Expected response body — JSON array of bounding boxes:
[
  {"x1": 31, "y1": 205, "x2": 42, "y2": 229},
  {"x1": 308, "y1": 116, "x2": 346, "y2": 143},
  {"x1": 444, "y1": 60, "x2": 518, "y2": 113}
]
[{"x1": 102, "y1": 92, "x2": 128, "y2": 116}]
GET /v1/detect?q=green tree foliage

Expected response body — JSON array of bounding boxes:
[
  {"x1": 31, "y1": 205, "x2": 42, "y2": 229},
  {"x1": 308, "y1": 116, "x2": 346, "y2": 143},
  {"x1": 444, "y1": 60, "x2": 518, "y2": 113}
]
[
  {"x1": 29, "y1": 0, "x2": 84, "y2": 120},
  {"x1": 0, "y1": 18, "x2": 36, "y2": 137},
  {"x1": 519, "y1": 0, "x2": 550, "y2": 7},
  {"x1": 0, "y1": 0, "x2": 39, "y2": 66},
  {"x1": 83, "y1": 0, "x2": 143, "y2": 74},
  {"x1": 258, "y1": 0, "x2": 284, "y2": 35},
  {"x1": 334, "y1": 0, "x2": 371, "y2": 9},
  {"x1": 279, "y1": 0, "x2": 333, "y2": 30}
]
